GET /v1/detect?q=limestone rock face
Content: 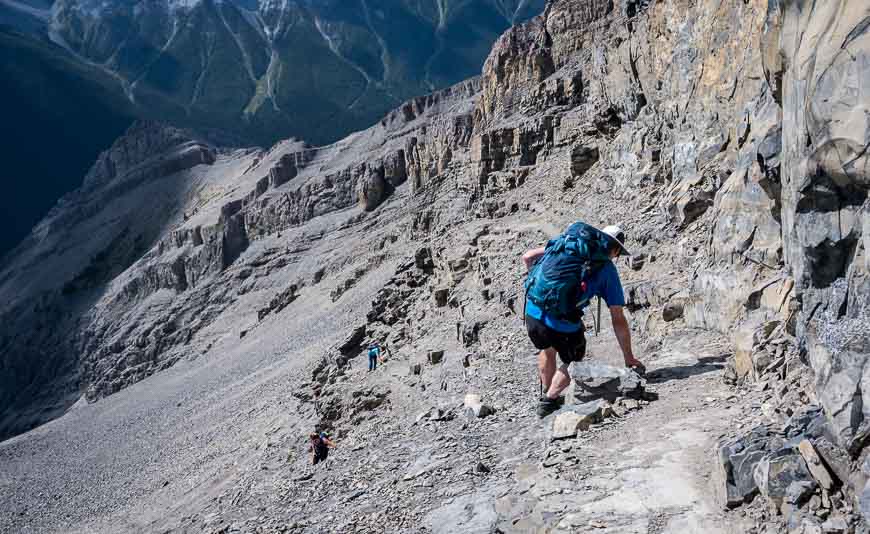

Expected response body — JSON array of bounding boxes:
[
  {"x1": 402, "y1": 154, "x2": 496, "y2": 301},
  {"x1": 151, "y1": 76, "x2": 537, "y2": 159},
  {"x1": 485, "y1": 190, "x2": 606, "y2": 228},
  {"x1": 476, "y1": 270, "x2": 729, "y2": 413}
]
[
  {"x1": 357, "y1": 165, "x2": 387, "y2": 212},
  {"x1": 778, "y1": 1, "x2": 870, "y2": 453}
]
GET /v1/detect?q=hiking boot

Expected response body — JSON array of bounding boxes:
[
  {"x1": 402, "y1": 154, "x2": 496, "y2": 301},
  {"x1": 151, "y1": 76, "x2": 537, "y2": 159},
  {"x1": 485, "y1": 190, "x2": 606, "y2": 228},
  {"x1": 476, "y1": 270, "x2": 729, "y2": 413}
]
[{"x1": 536, "y1": 396, "x2": 564, "y2": 418}]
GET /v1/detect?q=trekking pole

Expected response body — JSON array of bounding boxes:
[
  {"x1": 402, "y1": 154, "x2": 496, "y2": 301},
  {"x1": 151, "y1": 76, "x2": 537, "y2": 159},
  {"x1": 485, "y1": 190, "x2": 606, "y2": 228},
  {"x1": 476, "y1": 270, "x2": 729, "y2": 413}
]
[{"x1": 595, "y1": 296, "x2": 602, "y2": 336}]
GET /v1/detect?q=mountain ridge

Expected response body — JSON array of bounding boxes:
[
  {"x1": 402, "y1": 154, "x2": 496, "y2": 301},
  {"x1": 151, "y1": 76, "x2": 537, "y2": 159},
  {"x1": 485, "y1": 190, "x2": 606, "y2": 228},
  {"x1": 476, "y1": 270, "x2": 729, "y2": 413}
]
[{"x1": 0, "y1": 0, "x2": 543, "y2": 259}]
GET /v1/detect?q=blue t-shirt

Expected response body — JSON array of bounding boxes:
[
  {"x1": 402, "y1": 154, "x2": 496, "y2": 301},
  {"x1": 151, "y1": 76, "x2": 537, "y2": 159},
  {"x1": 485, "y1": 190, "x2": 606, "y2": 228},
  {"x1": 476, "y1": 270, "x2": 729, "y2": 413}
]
[{"x1": 525, "y1": 260, "x2": 625, "y2": 333}]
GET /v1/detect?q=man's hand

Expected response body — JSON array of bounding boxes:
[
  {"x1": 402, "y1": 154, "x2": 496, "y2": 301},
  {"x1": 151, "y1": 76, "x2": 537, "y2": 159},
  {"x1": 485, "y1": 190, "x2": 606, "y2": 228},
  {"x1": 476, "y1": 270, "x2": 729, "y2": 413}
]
[
  {"x1": 624, "y1": 355, "x2": 643, "y2": 368},
  {"x1": 610, "y1": 306, "x2": 643, "y2": 373},
  {"x1": 624, "y1": 356, "x2": 646, "y2": 377}
]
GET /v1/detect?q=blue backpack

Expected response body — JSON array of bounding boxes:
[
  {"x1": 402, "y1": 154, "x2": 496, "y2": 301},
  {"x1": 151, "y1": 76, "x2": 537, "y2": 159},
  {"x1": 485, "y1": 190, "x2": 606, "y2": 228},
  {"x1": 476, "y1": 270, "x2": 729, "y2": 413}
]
[
  {"x1": 524, "y1": 222, "x2": 613, "y2": 322},
  {"x1": 368, "y1": 346, "x2": 379, "y2": 358}
]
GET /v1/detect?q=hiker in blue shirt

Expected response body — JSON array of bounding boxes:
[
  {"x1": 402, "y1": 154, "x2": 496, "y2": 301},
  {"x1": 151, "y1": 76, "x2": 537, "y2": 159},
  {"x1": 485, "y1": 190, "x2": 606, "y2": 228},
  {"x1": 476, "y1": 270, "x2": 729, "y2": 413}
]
[
  {"x1": 367, "y1": 342, "x2": 383, "y2": 371},
  {"x1": 522, "y1": 223, "x2": 645, "y2": 418}
]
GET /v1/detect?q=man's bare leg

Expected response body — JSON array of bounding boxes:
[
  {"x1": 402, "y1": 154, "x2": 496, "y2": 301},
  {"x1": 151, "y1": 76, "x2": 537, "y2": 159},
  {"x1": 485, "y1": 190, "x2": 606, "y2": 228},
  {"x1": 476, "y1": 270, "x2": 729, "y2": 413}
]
[
  {"x1": 538, "y1": 348, "x2": 557, "y2": 393},
  {"x1": 546, "y1": 364, "x2": 571, "y2": 399}
]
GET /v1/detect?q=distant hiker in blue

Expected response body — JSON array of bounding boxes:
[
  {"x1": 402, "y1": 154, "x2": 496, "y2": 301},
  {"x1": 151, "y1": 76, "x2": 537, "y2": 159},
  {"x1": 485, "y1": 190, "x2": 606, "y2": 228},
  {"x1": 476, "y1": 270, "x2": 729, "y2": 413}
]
[
  {"x1": 367, "y1": 342, "x2": 383, "y2": 371},
  {"x1": 522, "y1": 223, "x2": 645, "y2": 418}
]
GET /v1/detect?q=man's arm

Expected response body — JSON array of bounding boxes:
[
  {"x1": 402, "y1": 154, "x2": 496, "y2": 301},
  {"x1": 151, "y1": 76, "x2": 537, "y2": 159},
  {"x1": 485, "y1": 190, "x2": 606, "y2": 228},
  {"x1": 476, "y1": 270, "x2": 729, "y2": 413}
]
[
  {"x1": 609, "y1": 305, "x2": 643, "y2": 368},
  {"x1": 522, "y1": 247, "x2": 546, "y2": 271}
]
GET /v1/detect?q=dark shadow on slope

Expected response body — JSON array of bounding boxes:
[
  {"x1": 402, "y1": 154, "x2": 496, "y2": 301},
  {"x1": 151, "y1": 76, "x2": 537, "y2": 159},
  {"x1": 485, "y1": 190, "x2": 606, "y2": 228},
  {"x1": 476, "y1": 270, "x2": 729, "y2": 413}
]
[
  {"x1": 645, "y1": 355, "x2": 728, "y2": 385},
  {"x1": 0, "y1": 123, "x2": 215, "y2": 443},
  {"x1": 0, "y1": 28, "x2": 135, "y2": 259}
]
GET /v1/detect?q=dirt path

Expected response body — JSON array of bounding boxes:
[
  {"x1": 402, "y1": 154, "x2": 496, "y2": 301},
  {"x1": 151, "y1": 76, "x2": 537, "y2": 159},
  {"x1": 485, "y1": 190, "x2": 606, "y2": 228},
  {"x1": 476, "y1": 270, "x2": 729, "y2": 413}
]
[
  {"x1": 420, "y1": 332, "x2": 756, "y2": 534},
  {"x1": 181, "y1": 318, "x2": 762, "y2": 534}
]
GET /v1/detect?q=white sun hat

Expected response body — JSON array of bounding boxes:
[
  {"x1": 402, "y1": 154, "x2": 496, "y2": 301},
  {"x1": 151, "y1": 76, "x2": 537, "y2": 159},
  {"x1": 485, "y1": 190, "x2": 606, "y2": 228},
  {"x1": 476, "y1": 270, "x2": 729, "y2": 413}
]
[{"x1": 602, "y1": 225, "x2": 631, "y2": 256}]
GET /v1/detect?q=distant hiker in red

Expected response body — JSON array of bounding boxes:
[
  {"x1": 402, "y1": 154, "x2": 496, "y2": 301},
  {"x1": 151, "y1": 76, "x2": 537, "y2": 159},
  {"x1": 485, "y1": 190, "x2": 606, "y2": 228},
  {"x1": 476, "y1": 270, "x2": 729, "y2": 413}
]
[
  {"x1": 309, "y1": 432, "x2": 335, "y2": 465},
  {"x1": 522, "y1": 223, "x2": 645, "y2": 418}
]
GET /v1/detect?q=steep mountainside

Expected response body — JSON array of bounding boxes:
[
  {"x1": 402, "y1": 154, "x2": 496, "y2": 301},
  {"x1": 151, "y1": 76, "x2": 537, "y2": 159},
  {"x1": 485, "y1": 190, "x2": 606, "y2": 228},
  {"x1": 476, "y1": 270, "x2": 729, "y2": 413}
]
[
  {"x1": 1, "y1": 0, "x2": 869, "y2": 533},
  {"x1": 8, "y1": 0, "x2": 545, "y2": 146},
  {"x1": 0, "y1": 27, "x2": 134, "y2": 258},
  {"x1": 0, "y1": 0, "x2": 544, "y2": 259}
]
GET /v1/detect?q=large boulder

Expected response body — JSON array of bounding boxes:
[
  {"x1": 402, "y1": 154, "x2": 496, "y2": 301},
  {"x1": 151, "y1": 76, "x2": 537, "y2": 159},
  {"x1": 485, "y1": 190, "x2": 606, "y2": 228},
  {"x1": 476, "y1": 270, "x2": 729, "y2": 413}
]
[
  {"x1": 573, "y1": 362, "x2": 646, "y2": 399},
  {"x1": 753, "y1": 449, "x2": 814, "y2": 509},
  {"x1": 713, "y1": 426, "x2": 781, "y2": 509}
]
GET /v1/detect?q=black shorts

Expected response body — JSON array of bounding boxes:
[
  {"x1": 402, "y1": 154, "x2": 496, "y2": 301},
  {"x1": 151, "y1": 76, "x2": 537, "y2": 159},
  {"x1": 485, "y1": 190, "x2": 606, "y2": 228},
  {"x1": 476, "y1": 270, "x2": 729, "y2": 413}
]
[
  {"x1": 525, "y1": 314, "x2": 586, "y2": 365},
  {"x1": 314, "y1": 446, "x2": 329, "y2": 464}
]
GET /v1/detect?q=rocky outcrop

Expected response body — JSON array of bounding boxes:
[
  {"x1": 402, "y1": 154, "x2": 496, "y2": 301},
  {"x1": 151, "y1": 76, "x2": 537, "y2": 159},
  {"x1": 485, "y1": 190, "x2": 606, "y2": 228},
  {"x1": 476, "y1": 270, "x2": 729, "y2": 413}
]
[
  {"x1": 467, "y1": 0, "x2": 869, "y2": 525},
  {"x1": 773, "y1": 1, "x2": 870, "y2": 457}
]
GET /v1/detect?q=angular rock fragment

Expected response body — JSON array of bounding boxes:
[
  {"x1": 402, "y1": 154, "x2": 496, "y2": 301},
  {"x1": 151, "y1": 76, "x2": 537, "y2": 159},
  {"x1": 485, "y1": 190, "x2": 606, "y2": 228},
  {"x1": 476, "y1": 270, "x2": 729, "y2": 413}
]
[
  {"x1": 428, "y1": 350, "x2": 445, "y2": 365},
  {"x1": 754, "y1": 449, "x2": 814, "y2": 508},
  {"x1": 787, "y1": 514, "x2": 823, "y2": 534},
  {"x1": 573, "y1": 362, "x2": 646, "y2": 400},
  {"x1": 414, "y1": 247, "x2": 434, "y2": 270},
  {"x1": 797, "y1": 440, "x2": 834, "y2": 491},
  {"x1": 784, "y1": 480, "x2": 817, "y2": 507},
  {"x1": 551, "y1": 401, "x2": 605, "y2": 440},
  {"x1": 416, "y1": 406, "x2": 450, "y2": 423},
  {"x1": 662, "y1": 302, "x2": 684, "y2": 322},
  {"x1": 629, "y1": 252, "x2": 647, "y2": 271},
  {"x1": 464, "y1": 394, "x2": 492, "y2": 419},
  {"x1": 433, "y1": 287, "x2": 449, "y2": 307},
  {"x1": 733, "y1": 320, "x2": 779, "y2": 381},
  {"x1": 570, "y1": 145, "x2": 599, "y2": 178},
  {"x1": 713, "y1": 427, "x2": 776, "y2": 509},
  {"x1": 461, "y1": 321, "x2": 484, "y2": 347},
  {"x1": 814, "y1": 439, "x2": 850, "y2": 488},
  {"x1": 820, "y1": 517, "x2": 848, "y2": 534},
  {"x1": 723, "y1": 362, "x2": 738, "y2": 385}
]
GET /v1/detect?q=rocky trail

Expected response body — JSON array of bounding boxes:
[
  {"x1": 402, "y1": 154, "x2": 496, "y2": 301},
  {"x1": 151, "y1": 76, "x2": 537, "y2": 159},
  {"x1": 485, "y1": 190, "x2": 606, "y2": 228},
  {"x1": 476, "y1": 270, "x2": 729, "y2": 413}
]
[
  {"x1": 136, "y1": 286, "x2": 765, "y2": 534},
  {"x1": 152, "y1": 322, "x2": 761, "y2": 534}
]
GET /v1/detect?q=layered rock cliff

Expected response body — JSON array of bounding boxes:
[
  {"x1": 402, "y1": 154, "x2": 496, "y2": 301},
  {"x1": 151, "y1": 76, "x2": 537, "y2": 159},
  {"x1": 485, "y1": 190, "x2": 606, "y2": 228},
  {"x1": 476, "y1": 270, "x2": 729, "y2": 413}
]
[{"x1": 0, "y1": 0, "x2": 869, "y2": 532}]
